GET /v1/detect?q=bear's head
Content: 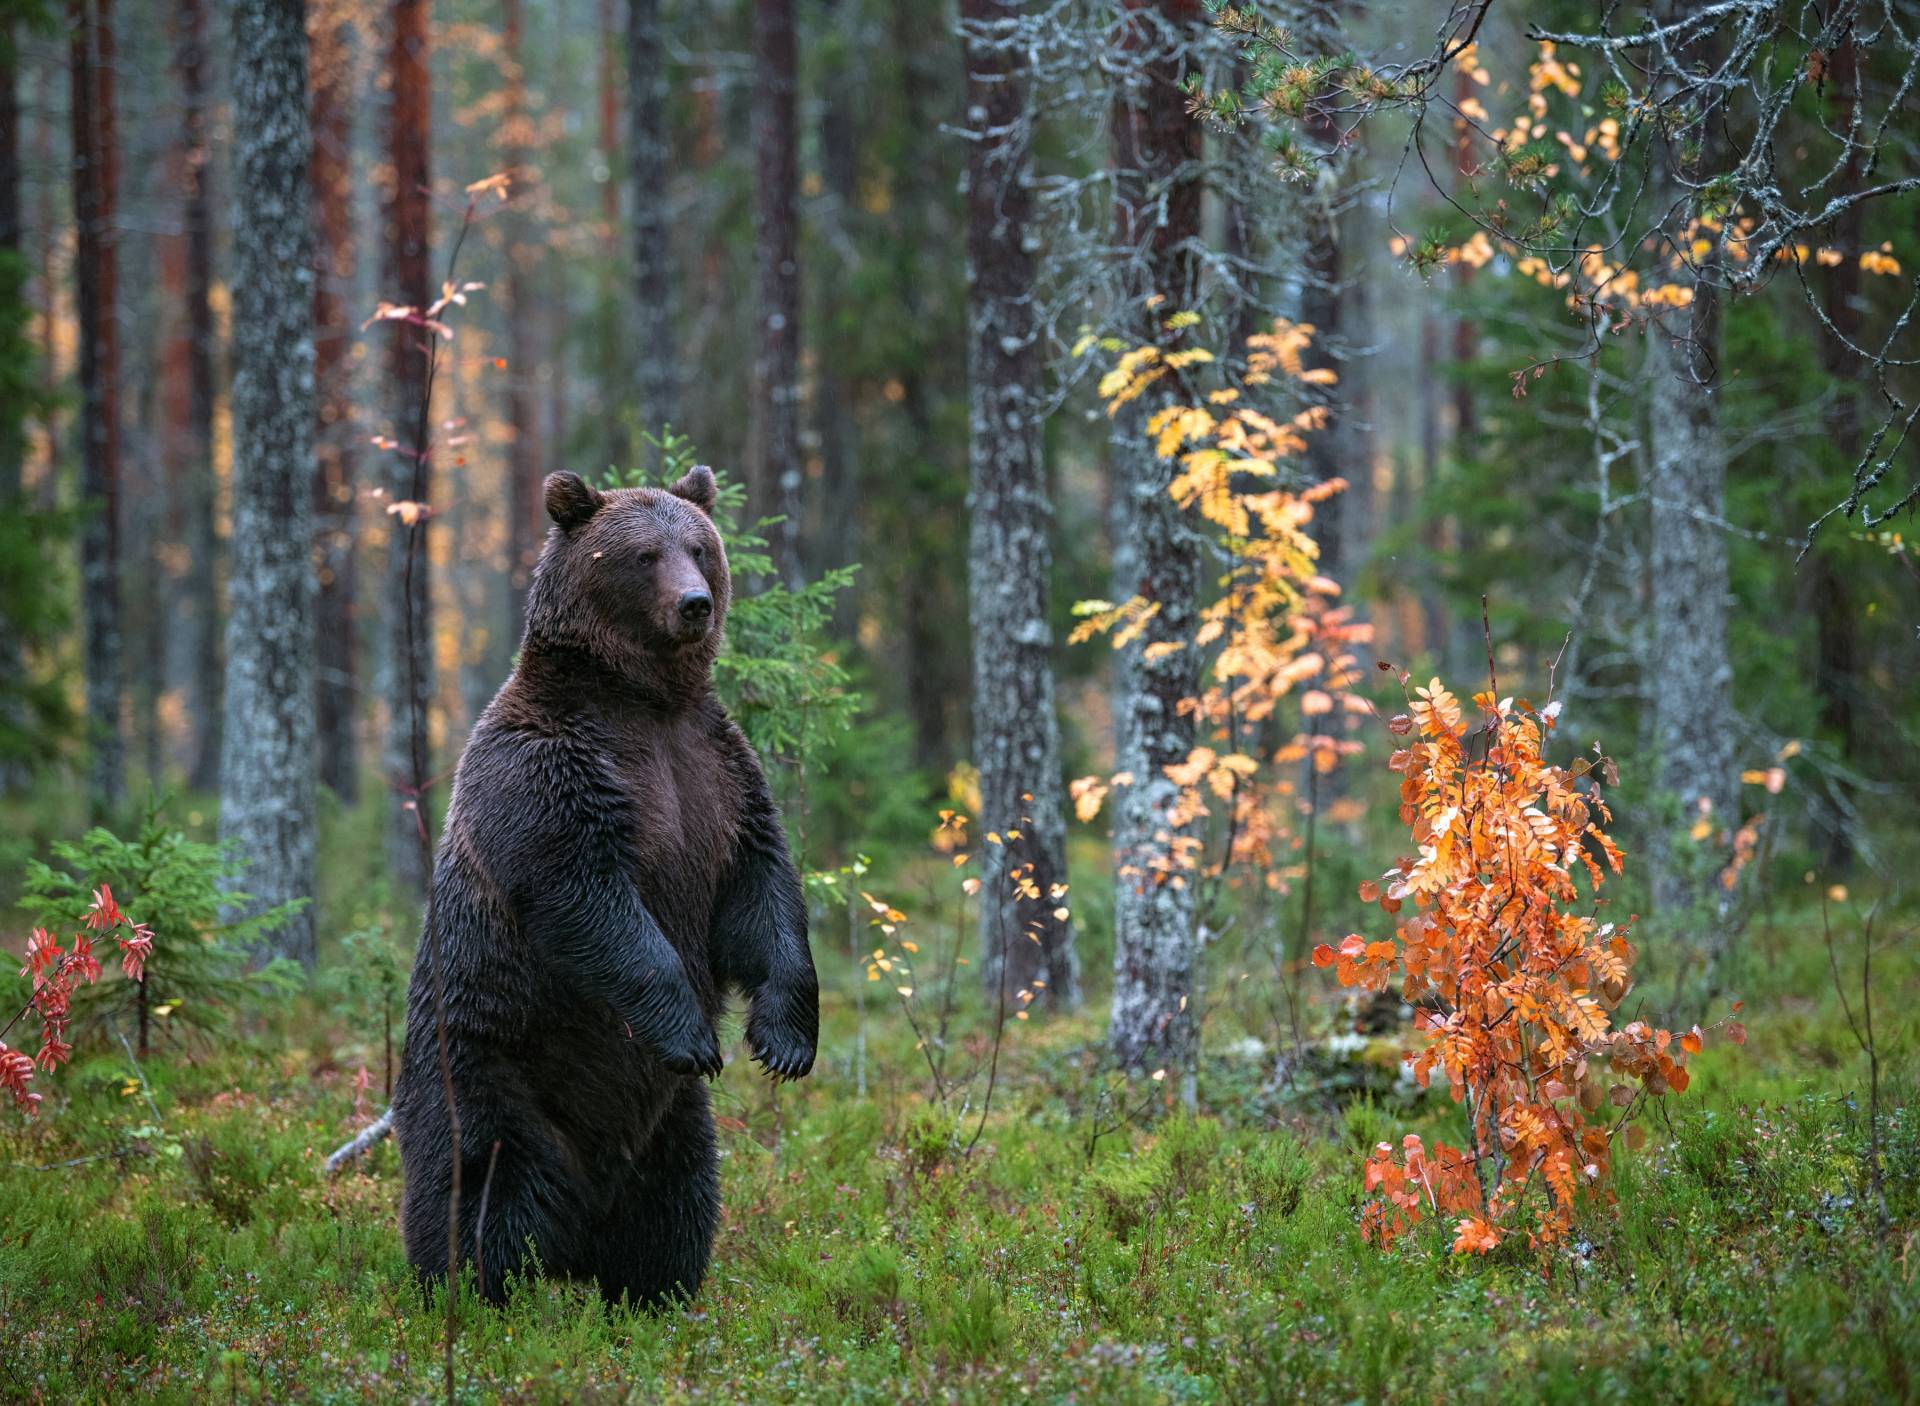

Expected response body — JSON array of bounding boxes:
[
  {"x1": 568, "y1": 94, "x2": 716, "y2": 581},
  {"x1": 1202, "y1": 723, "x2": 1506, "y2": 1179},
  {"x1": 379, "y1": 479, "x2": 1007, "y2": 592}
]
[{"x1": 522, "y1": 466, "x2": 731, "y2": 704}]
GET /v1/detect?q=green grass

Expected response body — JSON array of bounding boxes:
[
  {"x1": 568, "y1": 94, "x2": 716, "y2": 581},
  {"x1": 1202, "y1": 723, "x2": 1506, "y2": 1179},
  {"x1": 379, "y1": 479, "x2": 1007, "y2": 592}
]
[{"x1": 2, "y1": 898, "x2": 1916, "y2": 1405}]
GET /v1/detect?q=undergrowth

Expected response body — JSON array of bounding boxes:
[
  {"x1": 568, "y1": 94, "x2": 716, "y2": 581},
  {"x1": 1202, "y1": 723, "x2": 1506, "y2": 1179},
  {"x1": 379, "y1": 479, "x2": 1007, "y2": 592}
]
[{"x1": 0, "y1": 901, "x2": 1914, "y2": 1405}]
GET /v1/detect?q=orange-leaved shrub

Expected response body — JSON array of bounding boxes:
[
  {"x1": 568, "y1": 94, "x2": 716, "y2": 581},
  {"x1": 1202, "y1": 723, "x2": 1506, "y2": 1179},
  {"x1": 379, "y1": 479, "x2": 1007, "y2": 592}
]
[{"x1": 1317, "y1": 677, "x2": 1743, "y2": 1254}]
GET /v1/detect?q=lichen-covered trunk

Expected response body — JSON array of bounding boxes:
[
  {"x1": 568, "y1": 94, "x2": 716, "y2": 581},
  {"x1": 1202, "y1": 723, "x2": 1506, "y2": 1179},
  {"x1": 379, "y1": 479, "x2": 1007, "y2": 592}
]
[
  {"x1": 627, "y1": 0, "x2": 674, "y2": 456},
  {"x1": 749, "y1": 0, "x2": 802, "y2": 585},
  {"x1": 70, "y1": 0, "x2": 124, "y2": 816},
  {"x1": 1107, "y1": 0, "x2": 1203, "y2": 1086},
  {"x1": 220, "y1": 0, "x2": 319, "y2": 967},
  {"x1": 310, "y1": 0, "x2": 359, "y2": 803},
  {"x1": 175, "y1": 0, "x2": 224, "y2": 796},
  {"x1": 1645, "y1": 261, "x2": 1734, "y2": 915},
  {"x1": 381, "y1": 0, "x2": 433, "y2": 896},
  {"x1": 961, "y1": 0, "x2": 1077, "y2": 1010}
]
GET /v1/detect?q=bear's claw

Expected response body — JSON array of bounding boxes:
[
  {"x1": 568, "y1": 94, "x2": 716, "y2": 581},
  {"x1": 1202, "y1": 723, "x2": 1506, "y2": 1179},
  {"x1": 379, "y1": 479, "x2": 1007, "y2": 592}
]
[
  {"x1": 749, "y1": 1040, "x2": 814, "y2": 1082},
  {"x1": 656, "y1": 1020, "x2": 725, "y2": 1079}
]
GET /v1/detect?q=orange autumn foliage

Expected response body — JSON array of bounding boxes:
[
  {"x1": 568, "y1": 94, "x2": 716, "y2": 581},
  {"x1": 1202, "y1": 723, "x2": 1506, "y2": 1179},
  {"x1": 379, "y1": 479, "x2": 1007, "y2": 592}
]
[{"x1": 1316, "y1": 677, "x2": 1740, "y2": 1253}]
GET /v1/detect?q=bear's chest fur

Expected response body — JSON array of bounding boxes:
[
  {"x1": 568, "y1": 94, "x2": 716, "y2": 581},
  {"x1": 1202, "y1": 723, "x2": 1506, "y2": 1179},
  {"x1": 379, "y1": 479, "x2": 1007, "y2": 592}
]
[{"x1": 610, "y1": 712, "x2": 740, "y2": 967}]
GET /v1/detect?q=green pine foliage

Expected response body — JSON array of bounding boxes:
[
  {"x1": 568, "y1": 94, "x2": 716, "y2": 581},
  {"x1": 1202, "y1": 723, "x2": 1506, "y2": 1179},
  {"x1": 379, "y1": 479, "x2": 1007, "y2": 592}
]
[{"x1": 19, "y1": 799, "x2": 303, "y2": 1054}]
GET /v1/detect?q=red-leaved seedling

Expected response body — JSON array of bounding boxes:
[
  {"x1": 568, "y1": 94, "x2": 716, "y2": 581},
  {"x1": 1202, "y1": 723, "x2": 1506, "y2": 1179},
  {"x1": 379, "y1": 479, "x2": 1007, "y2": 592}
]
[{"x1": 2, "y1": 884, "x2": 153, "y2": 1114}]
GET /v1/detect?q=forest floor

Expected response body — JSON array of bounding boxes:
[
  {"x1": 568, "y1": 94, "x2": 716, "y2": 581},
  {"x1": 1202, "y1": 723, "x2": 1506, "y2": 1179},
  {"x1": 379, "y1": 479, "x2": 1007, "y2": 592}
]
[{"x1": 1, "y1": 899, "x2": 1916, "y2": 1405}]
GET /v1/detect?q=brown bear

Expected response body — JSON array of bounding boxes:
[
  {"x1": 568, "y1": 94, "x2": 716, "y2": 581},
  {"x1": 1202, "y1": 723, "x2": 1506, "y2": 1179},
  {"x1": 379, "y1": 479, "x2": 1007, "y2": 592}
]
[{"x1": 392, "y1": 465, "x2": 817, "y2": 1307}]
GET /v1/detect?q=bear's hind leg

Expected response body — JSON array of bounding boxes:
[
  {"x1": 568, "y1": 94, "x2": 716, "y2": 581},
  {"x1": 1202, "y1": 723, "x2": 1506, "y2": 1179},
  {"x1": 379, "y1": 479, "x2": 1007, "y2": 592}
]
[
  {"x1": 586, "y1": 1081, "x2": 720, "y2": 1309},
  {"x1": 403, "y1": 1125, "x2": 589, "y2": 1305}
]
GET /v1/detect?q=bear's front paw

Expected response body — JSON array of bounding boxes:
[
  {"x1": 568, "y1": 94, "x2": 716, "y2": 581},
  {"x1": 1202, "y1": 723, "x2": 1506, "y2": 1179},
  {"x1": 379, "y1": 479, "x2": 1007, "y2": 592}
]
[
  {"x1": 746, "y1": 980, "x2": 818, "y2": 1082},
  {"x1": 657, "y1": 1017, "x2": 725, "y2": 1079}
]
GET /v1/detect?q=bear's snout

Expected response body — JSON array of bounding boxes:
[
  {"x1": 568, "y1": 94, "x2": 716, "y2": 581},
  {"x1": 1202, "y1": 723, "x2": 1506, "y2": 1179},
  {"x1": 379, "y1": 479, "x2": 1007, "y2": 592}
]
[{"x1": 678, "y1": 589, "x2": 713, "y2": 625}]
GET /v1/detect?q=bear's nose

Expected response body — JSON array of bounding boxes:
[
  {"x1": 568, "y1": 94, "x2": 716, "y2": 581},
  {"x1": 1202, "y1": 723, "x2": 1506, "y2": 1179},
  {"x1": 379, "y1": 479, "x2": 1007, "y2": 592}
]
[{"x1": 678, "y1": 589, "x2": 713, "y2": 624}]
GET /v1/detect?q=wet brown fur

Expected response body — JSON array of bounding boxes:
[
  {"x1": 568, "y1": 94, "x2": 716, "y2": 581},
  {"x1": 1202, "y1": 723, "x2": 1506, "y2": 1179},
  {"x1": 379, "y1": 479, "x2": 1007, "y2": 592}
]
[{"x1": 393, "y1": 466, "x2": 817, "y2": 1308}]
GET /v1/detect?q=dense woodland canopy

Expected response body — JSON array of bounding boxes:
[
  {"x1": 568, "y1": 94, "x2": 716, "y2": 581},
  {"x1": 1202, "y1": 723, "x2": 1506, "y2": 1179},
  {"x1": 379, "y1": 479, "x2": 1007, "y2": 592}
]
[{"x1": 2, "y1": 0, "x2": 1918, "y2": 1400}]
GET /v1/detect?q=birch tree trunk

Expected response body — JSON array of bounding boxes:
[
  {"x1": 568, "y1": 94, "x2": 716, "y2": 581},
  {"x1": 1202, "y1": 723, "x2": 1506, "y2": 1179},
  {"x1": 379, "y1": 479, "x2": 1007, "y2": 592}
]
[
  {"x1": 220, "y1": 0, "x2": 318, "y2": 967},
  {"x1": 750, "y1": 0, "x2": 802, "y2": 585},
  {"x1": 381, "y1": 0, "x2": 433, "y2": 896},
  {"x1": 310, "y1": 0, "x2": 359, "y2": 802},
  {"x1": 961, "y1": 0, "x2": 1077, "y2": 1010},
  {"x1": 71, "y1": 0, "x2": 124, "y2": 816},
  {"x1": 1107, "y1": 0, "x2": 1203, "y2": 1086},
  {"x1": 627, "y1": 0, "x2": 674, "y2": 454},
  {"x1": 1645, "y1": 177, "x2": 1735, "y2": 916},
  {"x1": 175, "y1": 0, "x2": 225, "y2": 795}
]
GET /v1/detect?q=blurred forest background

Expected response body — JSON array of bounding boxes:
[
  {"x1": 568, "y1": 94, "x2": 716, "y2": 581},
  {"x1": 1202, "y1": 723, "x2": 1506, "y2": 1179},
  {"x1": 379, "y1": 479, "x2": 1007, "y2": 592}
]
[
  {"x1": 2, "y1": 0, "x2": 1919, "y2": 1398},
  {"x1": 3, "y1": 0, "x2": 1915, "y2": 922}
]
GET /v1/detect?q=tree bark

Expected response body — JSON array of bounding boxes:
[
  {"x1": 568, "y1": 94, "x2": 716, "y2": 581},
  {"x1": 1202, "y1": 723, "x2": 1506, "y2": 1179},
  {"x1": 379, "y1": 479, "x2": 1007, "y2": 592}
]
[
  {"x1": 311, "y1": 0, "x2": 359, "y2": 802},
  {"x1": 809, "y1": 0, "x2": 860, "y2": 616},
  {"x1": 961, "y1": 0, "x2": 1077, "y2": 1010},
  {"x1": 175, "y1": 0, "x2": 224, "y2": 795},
  {"x1": 749, "y1": 0, "x2": 802, "y2": 584},
  {"x1": 1808, "y1": 34, "x2": 1864, "y2": 872},
  {"x1": 627, "y1": 0, "x2": 674, "y2": 456},
  {"x1": 381, "y1": 0, "x2": 433, "y2": 896},
  {"x1": 1645, "y1": 152, "x2": 1735, "y2": 915},
  {"x1": 504, "y1": 0, "x2": 542, "y2": 638},
  {"x1": 220, "y1": 0, "x2": 319, "y2": 967},
  {"x1": 70, "y1": 0, "x2": 124, "y2": 816},
  {"x1": 597, "y1": 0, "x2": 619, "y2": 239},
  {"x1": 1298, "y1": 0, "x2": 1345, "y2": 579},
  {"x1": 0, "y1": 8, "x2": 25, "y2": 793},
  {"x1": 1107, "y1": 0, "x2": 1203, "y2": 1085}
]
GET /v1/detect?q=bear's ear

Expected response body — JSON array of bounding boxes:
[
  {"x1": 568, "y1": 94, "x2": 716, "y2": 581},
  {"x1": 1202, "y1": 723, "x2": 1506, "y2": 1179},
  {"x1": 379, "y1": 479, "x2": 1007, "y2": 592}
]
[
  {"x1": 668, "y1": 464, "x2": 717, "y2": 516},
  {"x1": 545, "y1": 472, "x2": 604, "y2": 531}
]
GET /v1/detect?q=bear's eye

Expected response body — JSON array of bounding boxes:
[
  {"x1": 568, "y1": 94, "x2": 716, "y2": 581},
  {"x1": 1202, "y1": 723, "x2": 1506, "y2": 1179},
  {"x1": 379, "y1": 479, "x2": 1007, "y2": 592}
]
[
  {"x1": 690, "y1": 543, "x2": 706, "y2": 562},
  {"x1": 637, "y1": 550, "x2": 659, "y2": 567}
]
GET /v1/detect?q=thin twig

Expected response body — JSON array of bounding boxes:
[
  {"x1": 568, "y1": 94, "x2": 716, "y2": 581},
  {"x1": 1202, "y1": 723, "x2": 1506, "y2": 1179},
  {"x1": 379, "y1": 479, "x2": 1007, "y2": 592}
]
[{"x1": 115, "y1": 1027, "x2": 162, "y2": 1126}]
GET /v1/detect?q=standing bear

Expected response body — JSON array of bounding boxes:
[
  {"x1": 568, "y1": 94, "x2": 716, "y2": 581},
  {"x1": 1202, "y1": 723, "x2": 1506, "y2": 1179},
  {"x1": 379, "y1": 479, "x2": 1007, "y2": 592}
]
[{"x1": 392, "y1": 465, "x2": 818, "y2": 1307}]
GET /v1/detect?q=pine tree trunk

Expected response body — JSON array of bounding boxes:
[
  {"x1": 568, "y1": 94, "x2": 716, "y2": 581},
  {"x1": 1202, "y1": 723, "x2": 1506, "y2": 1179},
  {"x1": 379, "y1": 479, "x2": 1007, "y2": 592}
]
[
  {"x1": 962, "y1": 0, "x2": 1077, "y2": 1010},
  {"x1": 1298, "y1": 0, "x2": 1345, "y2": 579},
  {"x1": 70, "y1": 0, "x2": 124, "y2": 816},
  {"x1": 175, "y1": 0, "x2": 225, "y2": 795},
  {"x1": 0, "y1": 11, "x2": 26, "y2": 794},
  {"x1": 1107, "y1": 0, "x2": 1203, "y2": 1086},
  {"x1": 1808, "y1": 35, "x2": 1864, "y2": 872},
  {"x1": 381, "y1": 0, "x2": 433, "y2": 896},
  {"x1": 505, "y1": 0, "x2": 542, "y2": 638},
  {"x1": 1297, "y1": 0, "x2": 1351, "y2": 813},
  {"x1": 220, "y1": 0, "x2": 319, "y2": 968},
  {"x1": 627, "y1": 0, "x2": 674, "y2": 454},
  {"x1": 810, "y1": 0, "x2": 860, "y2": 614},
  {"x1": 597, "y1": 0, "x2": 619, "y2": 238},
  {"x1": 1645, "y1": 207, "x2": 1735, "y2": 915},
  {"x1": 311, "y1": 0, "x2": 360, "y2": 802},
  {"x1": 749, "y1": 0, "x2": 802, "y2": 584}
]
